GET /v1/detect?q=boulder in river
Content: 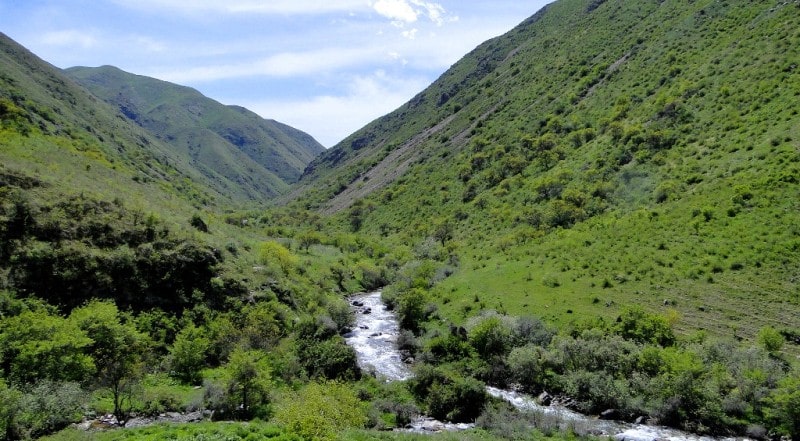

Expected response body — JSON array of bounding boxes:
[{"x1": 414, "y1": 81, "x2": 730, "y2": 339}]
[{"x1": 600, "y1": 409, "x2": 619, "y2": 420}]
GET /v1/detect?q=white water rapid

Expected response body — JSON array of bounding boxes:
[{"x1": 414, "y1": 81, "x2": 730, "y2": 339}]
[
  {"x1": 344, "y1": 291, "x2": 412, "y2": 381},
  {"x1": 344, "y1": 291, "x2": 751, "y2": 440}
]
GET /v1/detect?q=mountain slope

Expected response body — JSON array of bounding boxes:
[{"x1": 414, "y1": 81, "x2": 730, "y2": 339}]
[
  {"x1": 0, "y1": 32, "x2": 228, "y2": 208},
  {"x1": 290, "y1": 0, "x2": 800, "y2": 339},
  {"x1": 65, "y1": 65, "x2": 324, "y2": 201}
]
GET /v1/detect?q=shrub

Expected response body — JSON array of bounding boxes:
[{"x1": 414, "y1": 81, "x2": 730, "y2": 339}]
[
  {"x1": 259, "y1": 241, "x2": 297, "y2": 274},
  {"x1": 426, "y1": 374, "x2": 487, "y2": 423},
  {"x1": 614, "y1": 306, "x2": 676, "y2": 346},
  {"x1": 469, "y1": 316, "x2": 512, "y2": 360},
  {"x1": 397, "y1": 288, "x2": 427, "y2": 334},
  {"x1": 274, "y1": 382, "x2": 367, "y2": 441},
  {"x1": 506, "y1": 344, "x2": 547, "y2": 392},
  {"x1": 757, "y1": 326, "x2": 784, "y2": 355},
  {"x1": 765, "y1": 376, "x2": 800, "y2": 440},
  {"x1": 12, "y1": 381, "x2": 86, "y2": 439}
]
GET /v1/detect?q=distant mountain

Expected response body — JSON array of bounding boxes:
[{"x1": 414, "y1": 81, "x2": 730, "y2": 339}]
[
  {"x1": 289, "y1": 0, "x2": 800, "y2": 338},
  {"x1": 65, "y1": 65, "x2": 324, "y2": 201},
  {"x1": 0, "y1": 32, "x2": 226, "y2": 208}
]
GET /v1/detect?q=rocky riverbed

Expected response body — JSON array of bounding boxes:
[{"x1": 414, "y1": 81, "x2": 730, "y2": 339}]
[{"x1": 344, "y1": 291, "x2": 753, "y2": 441}]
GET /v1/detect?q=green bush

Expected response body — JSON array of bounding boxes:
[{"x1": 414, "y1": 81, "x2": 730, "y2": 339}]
[
  {"x1": 614, "y1": 306, "x2": 676, "y2": 346},
  {"x1": 169, "y1": 323, "x2": 210, "y2": 384},
  {"x1": 274, "y1": 381, "x2": 367, "y2": 441},
  {"x1": 469, "y1": 316, "x2": 512, "y2": 360},
  {"x1": 506, "y1": 344, "x2": 547, "y2": 393},
  {"x1": 12, "y1": 381, "x2": 86, "y2": 439}
]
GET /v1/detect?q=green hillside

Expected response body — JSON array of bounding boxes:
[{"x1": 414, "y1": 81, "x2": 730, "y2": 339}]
[
  {"x1": 2, "y1": 0, "x2": 800, "y2": 438},
  {"x1": 0, "y1": 31, "x2": 389, "y2": 439},
  {"x1": 66, "y1": 65, "x2": 324, "y2": 201},
  {"x1": 293, "y1": 0, "x2": 800, "y2": 340},
  {"x1": 0, "y1": 33, "x2": 230, "y2": 210}
]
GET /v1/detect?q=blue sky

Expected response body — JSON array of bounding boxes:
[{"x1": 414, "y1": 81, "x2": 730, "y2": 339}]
[{"x1": 1, "y1": 0, "x2": 550, "y2": 146}]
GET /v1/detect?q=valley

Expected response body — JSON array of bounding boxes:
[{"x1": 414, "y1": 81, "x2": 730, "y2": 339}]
[{"x1": 0, "y1": 0, "x2": 799, "y2": 440}]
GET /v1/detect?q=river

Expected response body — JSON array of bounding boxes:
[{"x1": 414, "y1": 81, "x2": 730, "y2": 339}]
[{"x1": 344, "y1": 291, "x2": 751, "y2": 440}]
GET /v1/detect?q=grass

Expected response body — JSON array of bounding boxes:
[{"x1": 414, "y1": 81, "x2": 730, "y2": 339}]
[{"x1": 289, "y1": 0, "x2": 800, "y2": 343}]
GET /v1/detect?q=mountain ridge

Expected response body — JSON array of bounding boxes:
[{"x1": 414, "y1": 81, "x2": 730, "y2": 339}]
[{"x1": 65, "y1": 65, "x2": 324, "y2": 201}]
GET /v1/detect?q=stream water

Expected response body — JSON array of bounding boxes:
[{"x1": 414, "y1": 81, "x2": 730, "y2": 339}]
[{"x1": 344, "y1": 291, "x2": 751, "y2": 440}]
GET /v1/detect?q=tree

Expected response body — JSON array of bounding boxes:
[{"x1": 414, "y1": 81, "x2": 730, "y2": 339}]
[
  {"x1": 507, "y1": 344, "x2": 547, "y2": 392},
  {"x1": 432, "y1": 218, "x2": 454, "y2": 246},
  {"x1": 297, "y1": 230, "x2": 322, "y2": 253},
  {"x1": 225, "y1": 348, "x2": 272, "y2": 419},
  {"x1": 259, "y1": 241, "x2": 297, "y2": 274},
  {"x1": 0, "y1": 309, "x2": 94, "y2": 384},
  {"x1": 398, "y1": 289, "x2": 427, "y2": 335},
  {"x1": 169, "y1": 323, "x2": 210, "y2": 384},
  {"x1": 614, "y1": 306, "x2": 675, "y2": 347},
  {"x1": 70, "y1": 300, "x2": 146, "y2": 424},
  {"x1": 766, "y1": 376, "x2": 800, "y2": 440}
]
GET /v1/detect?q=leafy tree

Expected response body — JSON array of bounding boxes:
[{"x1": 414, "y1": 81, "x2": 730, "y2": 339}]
[
  {"x1": 70, "y1": 300, "x2": 147, "y2": 423},
  {"x1": 297, "y1": 336, "x2": 360, "y2": 381},
  {"x1": 241, "y1": 301, "x2": 289, "y2": 351},
  {"x1": 614, "y1": 306, "x2": 675, "y2": 346},
  {"x1": 766, "y1": 375, "x2": 800, "y2": 440},
  {"x1": 259, "y1": 241, "x2": 298, "y2": 274},
  {"x1": 169, "y1": 323, "x2": 210, "y2": 384},
  {"x1": 0, "y1": 309, "x2": 94, "y2": 384},
  {"x1": 411, "y1": 365, "x2": 487, "y2": 423},
  {"x1": 225, "y1": 348, "x2": 272, "y2": 419},
  {"x1": 506, "y1": 344, "x2": 547, "y2": 392},
  {"x1": 397, "y1": 289, "x2": 427, "y2": 335},
  {"x1": 297, "y1": 230, "x2": 322, "y2": 252},
  {"x1": 432, "y1": 218, "x2": 454, "y2": 246}
]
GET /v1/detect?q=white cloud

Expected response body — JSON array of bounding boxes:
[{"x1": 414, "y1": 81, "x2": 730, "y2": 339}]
[
  {"x1": 401, "y1": 28, "x2": 418, "y2": 39},
  {"x1": 39, "y1": 30, "x2": 98, "y2": 48},
  {"x1": 370, "y1": 0, "x2": 452, "y2": 26},
  {"x1": 241, "y1": 72, "x2": 430, "y2": 147},
  {"x1": 372, "y1": 0, "x2": 418, "y2": 23},
  {"x1": 149, "y1": 47, "x2": 380, "y2": 83},
  {"x1": 410, "y1": 0, "x2": 446, "y2": 25}
]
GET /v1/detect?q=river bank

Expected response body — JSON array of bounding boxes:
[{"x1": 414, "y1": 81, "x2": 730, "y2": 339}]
[{"x1": 344, "y1": 291, "x2": 753, "y2": 441}]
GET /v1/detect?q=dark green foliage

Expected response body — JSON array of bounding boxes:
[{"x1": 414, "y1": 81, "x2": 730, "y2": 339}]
[
  {"x1": 397, "y1": 289, "x2": 428, "y2": 335},
  {"x1": 169, "y1": 323, "x2": 210, "y2": 384},
  {"x1": 409, "y1": 364, "x2": 487, "y2": 423},
  {"x1": 295, "y1": 317, "x2": 361, "y2": 381},
  {"x1": 0, "y1": 190, "x2": 225, "y2": 312},
  {"x1": 0, "y1": 308, "x2": 94, "y2": 384},
  {"x1": 614, "y1": 306, "x2": 676, "y2": 346},
  {"x1": 190, "y1": 214, "x2": 209, "y2": 233}
]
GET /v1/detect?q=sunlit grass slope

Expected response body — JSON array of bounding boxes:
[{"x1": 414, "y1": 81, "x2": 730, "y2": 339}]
[{"x1": 290, "y1": 0, "x2": 800, "y2": 339}]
